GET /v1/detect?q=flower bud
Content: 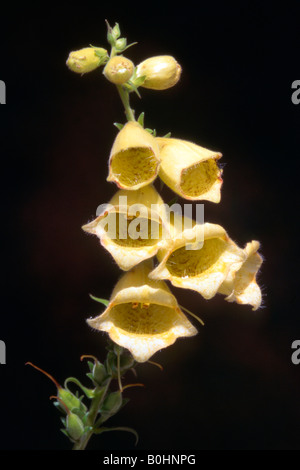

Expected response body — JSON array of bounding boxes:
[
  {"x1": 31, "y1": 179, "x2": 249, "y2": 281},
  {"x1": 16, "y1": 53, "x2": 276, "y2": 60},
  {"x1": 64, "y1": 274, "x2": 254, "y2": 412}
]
[
  {"x1": 66, "y1": 412, "x2": 85, "y2": 442},
  {"x1": 104, "y1": 56, "x2": 134, "y2": 85},
  {"x1": 115, "y1": 38, "x2": 127, "y2": 51},
  {"x1": 101, "y1": 391, "x2": 122, "y2": 415},
  {"x1": 66, "y1": 47, "x2": 108, "y2": 74},
  {"x1": 136, "y1": 55, "x2": 182, "y2": 90}
]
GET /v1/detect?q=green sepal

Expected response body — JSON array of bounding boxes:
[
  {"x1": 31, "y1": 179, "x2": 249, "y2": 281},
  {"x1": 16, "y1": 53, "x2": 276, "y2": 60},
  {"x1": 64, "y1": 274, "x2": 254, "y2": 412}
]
[
  {"x1": 119, "y1": 354, "x2": 135, "y2": 371},
  {"x1": 70, "y1": 406, "x2": 87, "y2": 421},
  {"x1": 145, "y1": 128, "x2": 157, "y2": 137},
  {"x1": 115, "y1": 38, "x2": 127, "y2": 52},
  {"x1": 137, "y1": 112, "x2": 145, "y2": 127},
  {"x1": 64, "y1": 377, "x2": 95, "y2": 399},
  {"x1": 114, "y1": 122, "x2": 124, "y2": 131},
  {"x1": 60, "y1": 428, "x2": 69, "y2": 438},
  {"x1": 124, "y1": 80, "x2": 142, "y2": 98},
  {"x1": 93, "y1": 362, "x2": 107, "y2": 385},
  {"x1": 105, "y1": 350, "x2": 117, "y2": 375},
  {"x1": 86, "y1": 372, "x2": 94, "y2": 382},
  {"x1": 87, "y1": 361, "x2": 94, "y2": 373},
  {"x1": 162, "y1": 132, "x2": 171, "y2": 138},
  {"x1": 93, "y1": 426, "x2": 139, "y2": 445},
  {"x1": 89, "y1": 294, "x2": 109, "y2": 307}
]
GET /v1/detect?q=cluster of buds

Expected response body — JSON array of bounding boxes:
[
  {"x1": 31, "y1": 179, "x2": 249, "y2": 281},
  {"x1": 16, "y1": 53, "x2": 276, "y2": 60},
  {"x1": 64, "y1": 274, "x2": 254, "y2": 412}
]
[
  {"x1": 26, "y1": 346, "x2": 138, "y2": 448},
  {"x1": 67, "y1": 23, "x2": 263, "y2": 364}
]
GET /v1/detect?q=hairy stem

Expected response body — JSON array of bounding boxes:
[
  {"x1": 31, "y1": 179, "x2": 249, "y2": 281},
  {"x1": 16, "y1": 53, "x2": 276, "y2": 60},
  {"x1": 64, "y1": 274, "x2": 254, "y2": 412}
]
[
  {"x1": 72, "y1": 379, "x2": 111, "y2": 450},
  {"x1": 116, "y1": 85, "x2": 135, "y2": 121}
]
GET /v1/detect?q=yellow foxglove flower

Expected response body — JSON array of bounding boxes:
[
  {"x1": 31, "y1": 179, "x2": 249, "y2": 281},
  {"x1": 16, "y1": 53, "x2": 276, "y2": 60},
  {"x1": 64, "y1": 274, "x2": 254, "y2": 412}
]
[
  {"x1": 150, "y1": 217, "x2": 245, "y2": 300},
  {"x1": 136, "y1": 55, "x2": 182, "y2": 90},
  {"x1": 82, "y1": 185, "x2": 169, "y2": 271},
  {"x1": 107, "y1": 121, "x2": 160, "y2": 190},
  {"x1": 156, "y1": 137, "x2": 223, "y2": 202},
  {"x1": 87, "y1": 260, "x2": 197, "y2": 362},
  {"x1": 218, "y1": 240, "x2": 263, "y2": 310},
  {"x1": 66, "y1": 47, "x2": 108, "y2": 74}
]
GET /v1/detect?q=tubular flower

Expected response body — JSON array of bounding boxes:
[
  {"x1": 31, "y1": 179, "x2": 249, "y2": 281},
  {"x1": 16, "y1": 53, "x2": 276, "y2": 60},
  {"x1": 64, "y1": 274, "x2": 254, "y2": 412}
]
[
  {"x1": 82, "y1": 185, "x2": 170, "y2": 271},
  {"x1": 218, "y1": 240, "x2": 263, "y2": 310},
  {"x1": 107, "y1": 121, "x2": 160, "y2": 190},
  {"x1": 87, "y1": 260, "x2": 197, "y2": 362},
  {"x1": 156, "y1": 137, "x2": 223, "y2": 202},
  {"x1": 149, "y1": 218, "x2": 245, "y2": 300},
  {"x1": 66, "y1": 47, "x2": 108, "y2": 74},
  {"x1": 135, "y1": 55, "x2": 182, "y2": 90}
]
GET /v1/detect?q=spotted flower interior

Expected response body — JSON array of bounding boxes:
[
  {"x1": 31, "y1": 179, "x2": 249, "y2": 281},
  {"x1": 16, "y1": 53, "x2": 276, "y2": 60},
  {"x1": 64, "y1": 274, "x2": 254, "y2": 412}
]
[
  {"x1": 106, "y1": 302, "x2": 183, "y2": 335},
  {"x1": 165, "y1": 238, "x2": 227, "y2": 278},
  {"x1": 180, "y1": 160, "x2": 221, "y2": 198},
  {"x1": 110, "y1": 147, "x2": 159, "y2": 189}
]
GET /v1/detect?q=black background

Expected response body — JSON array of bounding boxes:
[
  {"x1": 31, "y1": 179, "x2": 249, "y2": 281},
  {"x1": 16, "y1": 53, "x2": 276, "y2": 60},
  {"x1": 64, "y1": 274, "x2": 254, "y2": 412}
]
[{"x1": 1, "y1": 0, "x2": 300, "y2": 451}]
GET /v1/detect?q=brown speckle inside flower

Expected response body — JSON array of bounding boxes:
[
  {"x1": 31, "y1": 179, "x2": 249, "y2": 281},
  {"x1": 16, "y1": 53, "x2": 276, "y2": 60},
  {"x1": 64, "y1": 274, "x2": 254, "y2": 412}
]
[
  {"x1": 109, "y1": 303, "x2": 178, "y2": 335},
  {"x1": 110, "y1": 147, "x2": 159, "y2": 188},
  {"x1": 180, "y1": 159, "x2": 220, "y2": 197},
  {"x1": 166, "y1": 238, "x2": 227, "y2": 277}
]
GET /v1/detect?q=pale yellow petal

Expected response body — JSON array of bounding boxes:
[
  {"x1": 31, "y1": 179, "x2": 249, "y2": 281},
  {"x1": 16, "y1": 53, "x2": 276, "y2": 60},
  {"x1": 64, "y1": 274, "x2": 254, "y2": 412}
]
[
  {"x1": 82, "y1": 185, "x2": 170, "y2": 271},
  {"x1": 107, "y1": 122, "x2": 160, "y2": 190},
  {"x1": 220, "y1": 241, "x2": 263, "y2": 310},
  {"x1": 156, "y1": 137, "x2": 222, "y2": 202},
  {"x1": 87, "y1": 260, "x2": 197, "y2": 362},
  {"x1": 150, "y1": 221, "x2": 245, "y2": 299}
]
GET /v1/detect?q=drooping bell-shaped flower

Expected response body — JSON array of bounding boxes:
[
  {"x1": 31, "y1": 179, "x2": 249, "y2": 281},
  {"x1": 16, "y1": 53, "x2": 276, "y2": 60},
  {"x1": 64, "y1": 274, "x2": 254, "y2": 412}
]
[
  {"x1": 82, "y1": 185, "x2": 170, "y2": 271},
  {"x1": 156, "y1": 137, "x2": 223, "y2": 202},
  {"x1": 218, "y1": 240, "x2": 263, "y2": 310},
  {"x1": 107, "y1": 121, "x2": 161, "y2": 190},
  {"x1": 149, "y1": 215, "x2": 245, "y2": 300},
  {"x1": 87, "y1": 260, "x2": 197, "y2": 362}
]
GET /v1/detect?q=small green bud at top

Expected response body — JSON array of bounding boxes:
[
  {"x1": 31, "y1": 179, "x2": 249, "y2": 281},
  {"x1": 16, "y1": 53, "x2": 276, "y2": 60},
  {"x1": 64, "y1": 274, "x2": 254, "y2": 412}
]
[
  {"x1": 66, "y1": 47, "x2": 107, "y2": 74},
  {"x1": 104, "y1": 56, "x2": 134, "y2": 85},
  {"x1": 136, "y1": 55, "x2": 182, "y2": 90},
  {"x1": 112, "y1": 23, "x2": 121, "y2": 40},
  {"x1": 115, "y1": 38, "x2": 127, "y2": 51},
  {"x1": 66, "y1": 412, "x2": 85, "y2": 441}
]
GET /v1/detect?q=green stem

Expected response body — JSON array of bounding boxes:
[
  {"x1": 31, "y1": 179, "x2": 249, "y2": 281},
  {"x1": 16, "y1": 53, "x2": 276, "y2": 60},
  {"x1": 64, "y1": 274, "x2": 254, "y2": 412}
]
[
  {"x1": 72, "y1": 379, "x2": 111, "y2": 450},
  {"x1": 116, "y1": 85, "x2": 135, "y2": 122}
]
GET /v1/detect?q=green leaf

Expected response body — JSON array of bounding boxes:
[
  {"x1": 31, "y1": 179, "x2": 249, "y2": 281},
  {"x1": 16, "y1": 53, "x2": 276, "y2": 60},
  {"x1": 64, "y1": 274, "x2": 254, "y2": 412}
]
[{"x1": 89, "y1": 294, "x2": 109, "y2": 307}]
